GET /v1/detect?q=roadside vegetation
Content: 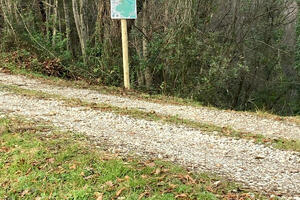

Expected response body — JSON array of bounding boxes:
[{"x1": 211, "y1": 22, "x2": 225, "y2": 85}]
[{"x1": 0, "y1": 117, "x2": 271, "y2": 199}]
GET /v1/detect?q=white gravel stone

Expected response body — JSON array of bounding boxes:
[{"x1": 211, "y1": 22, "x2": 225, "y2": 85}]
[
  {"x1": 0, "y1": 72, "x2": 299, "y2": 140},
  {"x1": 0, "y1": 90, "x2": 299, "y2": 197}
]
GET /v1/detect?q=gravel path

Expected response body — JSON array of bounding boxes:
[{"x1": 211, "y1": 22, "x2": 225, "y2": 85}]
[
  {"x1": 0, "y1": 90, "x2": 299, "y2": 197},
  {"x1": 0, "y1": 72, "x2": 299, "y2": 140}
]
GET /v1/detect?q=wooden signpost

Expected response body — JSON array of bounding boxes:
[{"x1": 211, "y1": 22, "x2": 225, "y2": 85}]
[
  {"x1": 111, "y1": 0, "x2": 137, "y2": 90},
  {"x1": 121, "y1": 19, "x2": 130, "y2": 89}
]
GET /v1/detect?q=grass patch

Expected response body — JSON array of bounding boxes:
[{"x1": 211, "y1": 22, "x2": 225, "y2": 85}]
[
  {"x1": 1, "y1": 83, "x2": 299, "y2": 153},
  {"x1": 0, "y1": 116, "x2": 270, "y2": 199}
]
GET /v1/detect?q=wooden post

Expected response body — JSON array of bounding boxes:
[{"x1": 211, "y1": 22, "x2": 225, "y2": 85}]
[{"x1": 121, "y1": 19, "x2": 130, "y2": 89}]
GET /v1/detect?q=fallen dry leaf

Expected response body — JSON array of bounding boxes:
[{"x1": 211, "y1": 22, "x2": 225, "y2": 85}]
[
  {"x1": 145, "y1": 162, "x2": 155, "y2": 168},
  {"x1": 175, "y1": 193, "x2": 187, "y2": 199},
  {"x1": 0, "y1": 147, "x2": 9, "y2": 152},
  {"x1": 157, "y1": 175, "x2": 166, "y2": 181},
  {"x1": 0, "y1": 126, "x2": 7, "y2": 135},
  {"x1": 128, "y1": 132, "x2": 136, "y2": 135},
  {"x1": 105, "y1": 181, "x2": 114, "y2": 187},
  {"x1": 216, "y1": 164, "x2": 222, "y2": 168},
  {"x1": 185, "y1": 175, "x2": 196, "y2": 184},
  {"x1": 116, "y1": 187, "x2": 126, "y2": 197},
  {"x1": 222, "y1": 127, "x2": 232, "y2": 135},
  {"x1": 21, "y1": 189, "x2": 30, "y2": 197},
  {"x1": 25, "y1": 167, "x2": 32, "y2": 175},
  {"x1": 262, "y1": 138, "x2": 272, "y2": 143},
  {"x1": 69, "y1": 164, "x2": 76, "y2": 170},
  {"x1": 84, "y1": 175, "x2": 94, "y2": 180},
  {"x1": 213, "y1": 180, "x2": 221, "y2": 187},
  {"x1": 56, "y1": 166, "x2": 65, "y2": 174},
  {"x1": 224, "y1": 193, "x2": 239, "y2": 200},
  {"x1": 96, "y1": 193, "x2": 103, "y2": 200},
  {"x1": 141, "y1": 174, "x2": 148, "y2": 179},
  {"x1": 15, "y1": 170, "x2": 22, "y2": 175},
  {"x1": 47, "y1": 158, "x2": 55, "y2": 164},
  {"x1": 157, "y1": 181, "x2": 165, "y2": 186},
  {"x1": 169, "y1": 183, "x2": 177, "y2": 189},
  {"x1": 117, "y1": 178, "x2": 125, "y2": 183},
  {"x1": 162, "y1": 168, "x2": 170, "y2": 173},
  {"x1": 138, "y1": 192, "x2": 150, "y2": 200},
  {"x1": 205, "y1": 186, "x2": 215, "y2": 193},
  {"x1": 154, "y1": 168, "x2": 161, "y2": 175}
]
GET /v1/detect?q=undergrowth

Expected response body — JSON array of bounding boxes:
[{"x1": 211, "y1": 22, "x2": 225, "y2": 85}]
[{"x1": 0, "y1": 117, "x2": 270, "y2": 199}]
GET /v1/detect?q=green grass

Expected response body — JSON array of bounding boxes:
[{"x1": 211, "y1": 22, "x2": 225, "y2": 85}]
[
  {"x1": 1, "y1": 83, "x2": 300, "y2": 153},
  {"x1": 0, "y1": 117, "x2": 270, "y2": 199}
]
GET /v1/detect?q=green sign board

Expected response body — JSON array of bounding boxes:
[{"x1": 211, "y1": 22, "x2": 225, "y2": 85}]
[{"x1": 111, "y1": 0, "x2": 137, "y2": 19}]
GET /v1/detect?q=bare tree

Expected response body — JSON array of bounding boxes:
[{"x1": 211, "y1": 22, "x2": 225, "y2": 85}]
[
  {"x1": 72, "y1": 0, "x2": 88, "y2": 63},
  {"x1": 63, "y1": 0, "x2": 71, "y2": 51},
  {"x1": 52, "y1": 0, "x2": 58, "y2": 46}
]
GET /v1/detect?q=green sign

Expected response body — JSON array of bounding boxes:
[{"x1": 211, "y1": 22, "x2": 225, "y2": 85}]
[{"x1": 111, "y1": 0, "x2": 137, "y2": 19}]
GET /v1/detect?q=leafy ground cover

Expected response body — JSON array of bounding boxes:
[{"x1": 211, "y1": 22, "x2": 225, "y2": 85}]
[{"x1": 0, "y1": 117, "x2": 269, "y2": 199}]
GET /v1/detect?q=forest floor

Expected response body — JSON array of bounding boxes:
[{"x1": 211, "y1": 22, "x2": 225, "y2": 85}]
[{"x1": 0, "y1": 68, "x2": 299, "y2": 199}]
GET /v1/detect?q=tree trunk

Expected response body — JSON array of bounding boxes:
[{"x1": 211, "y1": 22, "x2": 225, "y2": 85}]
[
  {"x1": 0, "y1": 0, "x2": 15, "y2": 36},
  {"x1": 281, "y1": 0, "x2": 298, "y2": 78},
  {"x1": 163, "y1": 1, "x2": 169, "y2": 86},
  {"x1": 142, "y1": 0, "x2": 152, "y2": 90},
  {"x1": 231, "y1": 0, "x2": 240, "y2": 39},
  {"x1": 95, "y1": 1, "x2": 104, "y2": 44},
  {"x1": 46, "y1": 0, "x2": 51, "y2": 40},
  {"x1": 58, "y1": 8, "x2": 62, "y2": 33},
  {"x1": 72, "y1": 0, "x2": 87, "y2": 63},
  {"x1": 134, "y1": 17, "x2": 144, "y2": 87},
  {"x1": 52, "y1": 0, "x2": 58, "y2": 46},
  {"x1": 63, "y1": 0, "x2": 71, "y2": 51},
  {"x1": 79, "y1": 0, "x2": 88, "y2": 63},
  {"x1": 281, "y1": 0, "x2": 299, "y2": 105}
]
